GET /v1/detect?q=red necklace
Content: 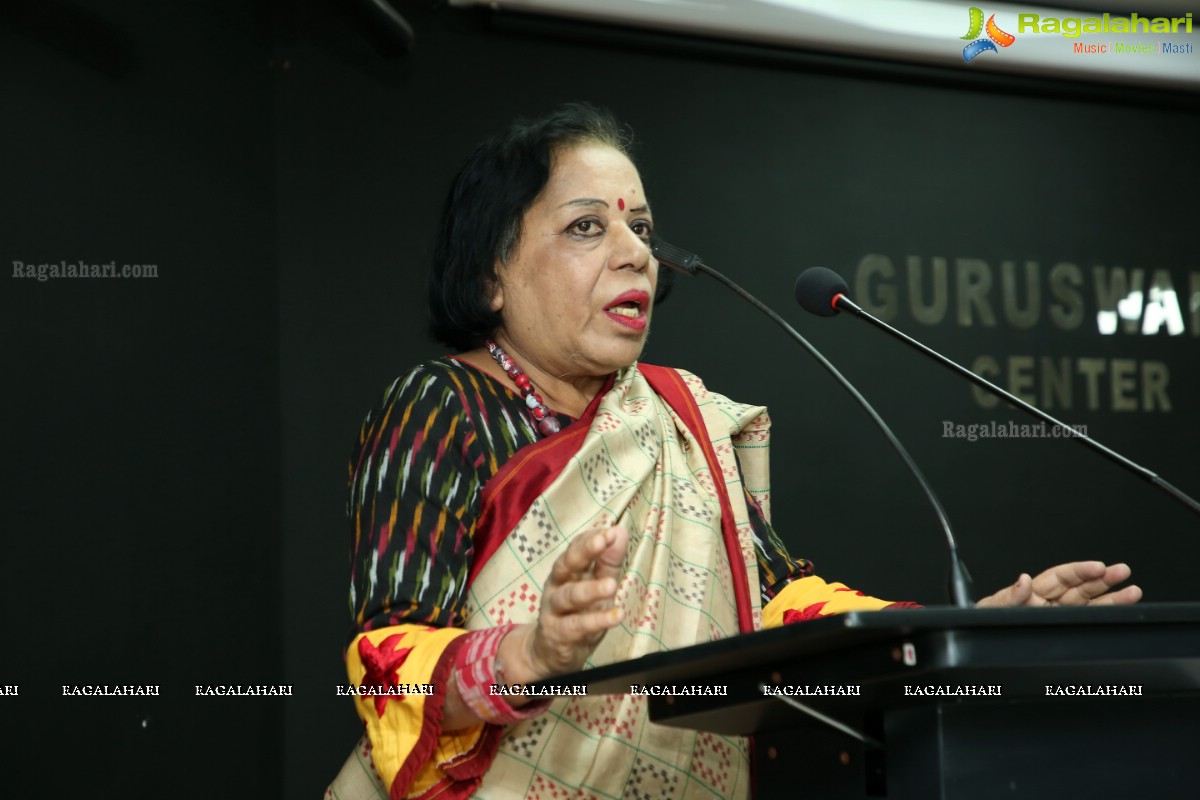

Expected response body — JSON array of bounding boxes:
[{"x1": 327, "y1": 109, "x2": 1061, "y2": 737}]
[{"x1": 484, "y1": 339, "x2": 562, "y2": 437}]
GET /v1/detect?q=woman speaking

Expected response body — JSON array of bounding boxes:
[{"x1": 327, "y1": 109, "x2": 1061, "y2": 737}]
[{"x1": 328, "y1": 103, "x2": 1140, "y2": 800}]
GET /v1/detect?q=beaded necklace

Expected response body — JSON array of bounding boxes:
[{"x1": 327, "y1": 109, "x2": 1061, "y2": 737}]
[{"x1": 484, "y1": 339, "x2": 562, "y2": 437}]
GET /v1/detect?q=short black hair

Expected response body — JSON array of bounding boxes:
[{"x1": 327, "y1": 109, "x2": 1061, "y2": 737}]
[{"x1": 427, "y1": 102, "x2": 671, "y2": 351}]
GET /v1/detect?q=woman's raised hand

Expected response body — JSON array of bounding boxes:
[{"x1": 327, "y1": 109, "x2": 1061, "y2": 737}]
[{"x1": 502, "y1": 525, "x2": 628, "y2": 685}]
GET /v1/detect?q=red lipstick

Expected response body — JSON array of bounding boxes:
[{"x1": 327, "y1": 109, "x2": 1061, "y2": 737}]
[{"x1": 603, "y1": 290, "x2": 650, "y2": 331}]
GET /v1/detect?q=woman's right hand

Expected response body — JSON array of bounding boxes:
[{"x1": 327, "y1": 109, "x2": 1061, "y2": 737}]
[{"x1": 500, "y1": 525, "x2": 628, "y2": 686}]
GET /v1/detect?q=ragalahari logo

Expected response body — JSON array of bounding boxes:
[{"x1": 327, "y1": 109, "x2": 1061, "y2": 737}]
[{"x1": 961, "y1": 7, "x2": 1016, "y2": 62}]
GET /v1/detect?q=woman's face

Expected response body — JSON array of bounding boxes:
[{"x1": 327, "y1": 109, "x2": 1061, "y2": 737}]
[{"x1": 490, "y1": 142, "x2": 657, "y2": 380}]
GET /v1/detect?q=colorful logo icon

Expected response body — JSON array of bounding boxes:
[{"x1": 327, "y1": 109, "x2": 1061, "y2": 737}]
[{"x1": 961, "y1": 7, "x2": 1016, "y2": 62}]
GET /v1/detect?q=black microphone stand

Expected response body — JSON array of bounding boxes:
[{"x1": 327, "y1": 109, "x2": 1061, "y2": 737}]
[{"x1": 828, "y1": 290, "x2": 1200, "y2": 519}]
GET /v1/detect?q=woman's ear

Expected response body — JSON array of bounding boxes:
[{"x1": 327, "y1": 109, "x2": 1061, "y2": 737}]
[{"x1": 488, "y1": 267, "x2": 504, "y2": 312}]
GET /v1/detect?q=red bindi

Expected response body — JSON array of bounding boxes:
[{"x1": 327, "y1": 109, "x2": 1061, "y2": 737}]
[{"x1": 617, "y1": 198, "x2": 625, "y2": 211}]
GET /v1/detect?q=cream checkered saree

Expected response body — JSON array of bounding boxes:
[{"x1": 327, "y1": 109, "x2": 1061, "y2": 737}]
[{"x1": 331, "y1": 364, "x2": 896, "y2": 799}]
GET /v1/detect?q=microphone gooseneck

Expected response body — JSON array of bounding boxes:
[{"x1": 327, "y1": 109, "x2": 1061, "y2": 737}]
[
  {"x1": 794, "y1": 267, "x2": 1200, "y2": 519},
  {"x1": 653, "y1": 241, "x2": 975, "y2": 608}
]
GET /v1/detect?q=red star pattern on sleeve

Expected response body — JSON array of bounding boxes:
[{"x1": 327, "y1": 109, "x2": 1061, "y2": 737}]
[
  {"x1": 358, "y1": 633, "x2": 416, "y2": 717},
  {"x1": 782, "y1": 601, "x2": 829, "y2": 624}
]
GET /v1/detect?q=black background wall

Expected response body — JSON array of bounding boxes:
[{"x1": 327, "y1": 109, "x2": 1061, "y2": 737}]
[{"x1": 3, "y1": 1, "x2": 1197, "y2": 796}]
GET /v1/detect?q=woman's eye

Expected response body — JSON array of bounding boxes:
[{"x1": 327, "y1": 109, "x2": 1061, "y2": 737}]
[
  {"x1": 631, "y1": 220, "x2": 653, "y2": 240},
  {"x1": 568, "y1": 219, "x2": 602, "y2": 237}
]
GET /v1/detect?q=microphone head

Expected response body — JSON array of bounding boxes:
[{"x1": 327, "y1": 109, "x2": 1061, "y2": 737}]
[{"x1": 794, "y1": 267, "x2": 849, "y2": 317}]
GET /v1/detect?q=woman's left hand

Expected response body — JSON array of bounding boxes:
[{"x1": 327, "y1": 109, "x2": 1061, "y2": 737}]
[{"x1": 975, "y1": 561, "x2": 1143, "y2": 608}]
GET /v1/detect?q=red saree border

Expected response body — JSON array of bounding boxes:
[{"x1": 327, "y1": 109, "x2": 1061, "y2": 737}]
[
  {"x1": 469, "y1": 375, "x2": 613, "y2": 585},
  {"x1": 639, "y1": 365, "x2": 755, "y2": 635}
]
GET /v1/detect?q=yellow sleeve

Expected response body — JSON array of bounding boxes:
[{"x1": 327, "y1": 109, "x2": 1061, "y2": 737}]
[
  {"x1": 762, "y1": 575, "x2": 914, "y2": 628},
  {"x1": 344, "y1": 625, "x2": 495, "y2": 798}
]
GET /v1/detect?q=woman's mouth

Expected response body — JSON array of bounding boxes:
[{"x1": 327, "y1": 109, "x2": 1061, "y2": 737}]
[{"x1": 603, "y1": 291, "x2": 650, "y2": 331}]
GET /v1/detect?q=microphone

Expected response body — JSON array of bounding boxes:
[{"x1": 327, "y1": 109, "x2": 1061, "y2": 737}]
[
  {"x1": 652, "y1": 241, "x2": 975, "y2": 608},
  {"x1": 795, "y1": 267, "x2": 1200, "y2": 518},
  {"x1": 794, "y1": 267, "x2": 847, "y2": 318}
]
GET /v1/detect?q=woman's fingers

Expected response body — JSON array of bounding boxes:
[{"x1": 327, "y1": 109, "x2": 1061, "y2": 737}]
[
  {"x1": 545, "y1": 576, "x2": 617, "y2": 615},
  {"x1": 547, "y1": 526, "x2": 619, "y2": 588},
  {"x1": 592, "y1": 526, "x2": 628, "y2": 583},
  {"x1": 1082, "y1": 584, "x2": 1143, "y2": 606},
  {"x1": 977, "y1": 562, "x2": 1142, "y2": 608},
  {"x1": 529, "y1": 526, "x2": 629, "y2": 678},
  {"x1": 1029, "y1": 561, "x2": 1134, "y2": 605},
  {"x1": 539, "y1": 604, "x2": 625, "y2": 643}
]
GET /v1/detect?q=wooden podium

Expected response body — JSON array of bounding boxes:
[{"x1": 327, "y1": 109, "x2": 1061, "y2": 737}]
[{"x1": 539, "y1": 603, "x2": 1200, "y2": 799}]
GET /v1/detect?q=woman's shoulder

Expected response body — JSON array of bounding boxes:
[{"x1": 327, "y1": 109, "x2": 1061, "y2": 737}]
[
  {"x1": 356, "y1": 355, "x2": 542, "y2": 466},
  {"x1": 364, "y1": 355, "x2": 526, "y2": 434},
  {"x1": 636, "y1": 363, "x2": 767, "y2": 433},
  {"x1": 373, "y1": 356, "x2": 483, "y2": 406},
  {"x1": 352, "y1": 358, "x2": 489, "y2": 464},
  {"x1": 635, "y1": 363, "x2": 737, "y2": 404}
]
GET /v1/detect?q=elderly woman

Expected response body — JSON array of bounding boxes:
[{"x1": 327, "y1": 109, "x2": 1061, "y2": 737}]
[{"x1": 328, "y1": 103, "x2": 1140, "y2": 800}]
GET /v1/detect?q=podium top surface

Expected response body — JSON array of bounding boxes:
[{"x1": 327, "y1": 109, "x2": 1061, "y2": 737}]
[{"x1": 538, "y1": 602, "x2": 1200, "y2": 695}]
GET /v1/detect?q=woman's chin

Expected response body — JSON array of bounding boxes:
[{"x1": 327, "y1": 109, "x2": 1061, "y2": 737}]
[{"x1": 575, "y1": 340, "x2": 648, "y2": 376}]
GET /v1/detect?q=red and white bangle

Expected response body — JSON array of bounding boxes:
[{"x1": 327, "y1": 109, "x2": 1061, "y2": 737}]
[{"x1": 453, "y1": 624, "x2": 552, "y2": 725}]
